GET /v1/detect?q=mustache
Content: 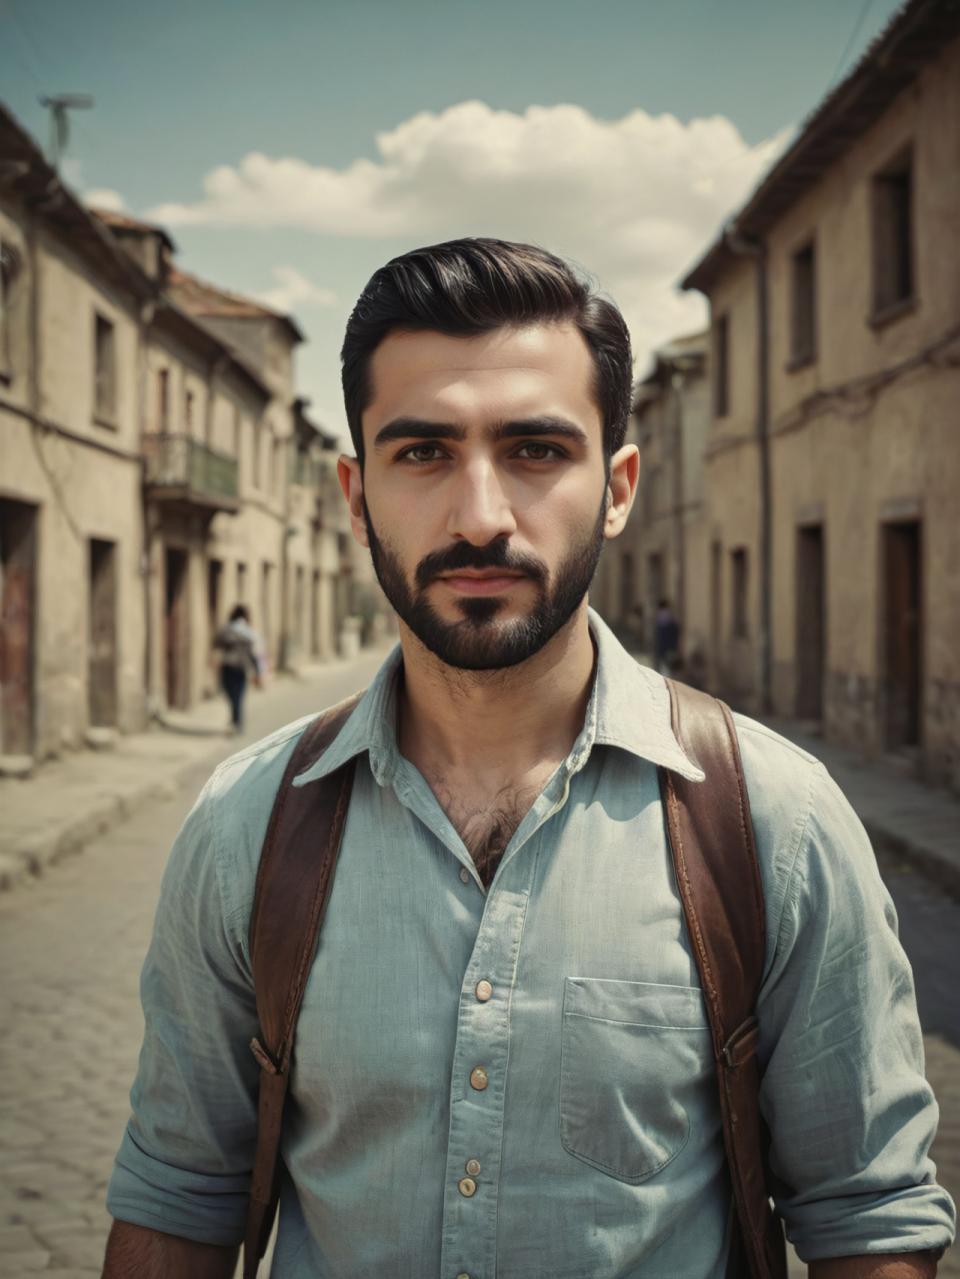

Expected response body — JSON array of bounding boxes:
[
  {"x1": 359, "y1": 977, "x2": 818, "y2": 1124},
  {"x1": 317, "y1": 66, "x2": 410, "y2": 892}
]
[{"x1": 415, "y1": 539, "x2": 547, "y2": 590}]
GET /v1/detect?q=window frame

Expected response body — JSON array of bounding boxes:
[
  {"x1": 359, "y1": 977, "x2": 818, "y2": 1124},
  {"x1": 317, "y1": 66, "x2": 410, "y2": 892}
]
[
  {"x1": 93, "y1": 311, "x2": 117, "y2": 426},
  {"x1": 870, "y1": 144, "x2": 916, "y2": 327},
  {"x1": 713, "y1": 312, "x2": 730, "y2": 418},
  {"x1": 787, "y1": 237, "x2": 817, "y2": 370}
]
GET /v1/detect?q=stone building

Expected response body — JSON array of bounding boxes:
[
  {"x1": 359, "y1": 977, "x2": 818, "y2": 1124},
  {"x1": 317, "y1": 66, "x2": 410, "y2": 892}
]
[
  {"x1": 1, "y1": 107, "x2": 153, "y2": 759},
  {"x1": 593, "y1": 332, "x2": 709, "y2": 674},
  {"x1": 680, "y1": 0, "x2": 960, "y2": 789},
  {"x1": 0, "y1": 101, "x2": 362, "y2": 764}
]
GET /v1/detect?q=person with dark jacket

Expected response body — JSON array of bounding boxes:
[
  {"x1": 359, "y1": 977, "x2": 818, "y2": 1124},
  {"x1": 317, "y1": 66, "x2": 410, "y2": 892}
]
[{"x1": 212, "y1": 605, "x2": 262, "y2": 733}]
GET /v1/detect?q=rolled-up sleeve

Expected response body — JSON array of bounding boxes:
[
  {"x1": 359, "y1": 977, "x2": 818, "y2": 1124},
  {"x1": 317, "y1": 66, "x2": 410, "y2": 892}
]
[
  {"x1": 106, "y1": 773, "x2": 261, "y2": 1245},
  {"x1": 757, "y1": 761, "x2": 956, "y2": 1262}
]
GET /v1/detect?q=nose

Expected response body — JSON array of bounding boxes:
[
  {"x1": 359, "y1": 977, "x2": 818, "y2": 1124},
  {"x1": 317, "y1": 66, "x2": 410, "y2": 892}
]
[{"x1": 446, "y1": 456, "x2": 517, "y2": 546}]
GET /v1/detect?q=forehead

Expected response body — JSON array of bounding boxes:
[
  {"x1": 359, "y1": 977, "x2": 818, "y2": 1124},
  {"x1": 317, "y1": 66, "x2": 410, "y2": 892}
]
[{"x1": 362, "y1": 322, "x2": 601, "y2": 440}]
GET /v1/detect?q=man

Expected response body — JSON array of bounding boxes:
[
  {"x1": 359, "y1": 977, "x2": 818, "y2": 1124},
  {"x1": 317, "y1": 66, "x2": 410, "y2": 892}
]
[
  {"x1": 212, "y1": 604, "x2": 263, "y2": 734},
  {"x1": 102, "y1": 240, "x2": 955, "y2": 1278}
]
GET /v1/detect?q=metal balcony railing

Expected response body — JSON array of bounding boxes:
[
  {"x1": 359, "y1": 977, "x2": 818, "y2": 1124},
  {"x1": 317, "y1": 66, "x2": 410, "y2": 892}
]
[{"x1": 143, "y1": 433, "x2": 239, "y2": 511}]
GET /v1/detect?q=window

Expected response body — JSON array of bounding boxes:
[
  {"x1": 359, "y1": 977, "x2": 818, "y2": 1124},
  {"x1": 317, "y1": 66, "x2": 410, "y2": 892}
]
[
  {"x1": 790, "y1": 240, "x2": 816, "y2": 366},
  {"x1": 157, "y1": 368, "x2": 169, "y2": 432},
  {"x1": 274, "y1": 438, "x2": 284, "y2": 498},
  {"x1": 236, "y1": 560, "x2": 247, "y2": 602},
  {"x1": 872, "y1": 148, "x2": 914, "y2": 318},
  {"x1": 710, "y1": 539, "x2": 722, "y2": 641},
  {"x1": 185, "y1": 388, "x2": 195, "y2": 434},
  {"x1": 0, "y1": 239, "x2": 20, "y2": 377},
  {"x1": 731, "y1": 547, "x2": 748, "y2": 639},
  {"x1": 94, "y1": 313, "x2": 116, "y2": 422},
  {"x1": 254, "y1": 421, "x2": 264, "y2": 490},
  {"x1": 233, "y1": 406, "x2": 242, "y2": 485},
  {"x1": 713, "y1": 313, "x2": 729, "y2": 418}
]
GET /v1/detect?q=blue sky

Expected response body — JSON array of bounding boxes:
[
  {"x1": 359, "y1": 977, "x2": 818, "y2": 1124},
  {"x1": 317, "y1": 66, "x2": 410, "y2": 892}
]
[{"x1": 2, "y1": 0, "x2": 905, "y2": 437}]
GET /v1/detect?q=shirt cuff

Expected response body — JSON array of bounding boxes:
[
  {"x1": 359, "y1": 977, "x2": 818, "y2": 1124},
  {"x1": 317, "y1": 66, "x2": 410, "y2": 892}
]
[
  {"x1": 106, "y1": 1124, "x2": 250, "y2": 1248},
  {"x1": 786, "y1": 1181, "x2": 957, "y2": 1263}
]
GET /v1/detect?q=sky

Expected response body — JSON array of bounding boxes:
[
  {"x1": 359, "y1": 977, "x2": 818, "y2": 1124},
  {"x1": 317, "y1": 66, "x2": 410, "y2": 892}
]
[{"x1": 1, "y1": 0, "x2": 905, "y2": 440}]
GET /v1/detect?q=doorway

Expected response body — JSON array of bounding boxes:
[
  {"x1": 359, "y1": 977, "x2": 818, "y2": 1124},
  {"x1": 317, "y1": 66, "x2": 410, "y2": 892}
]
[
  {"x1": 795, "y1": 524, "x2": 825, "y2": 721},
  {"x1": 882, "y1": 520, "x2": 922, "y2": 750},
  {"x1": 0, "y1": 499, "x2": 38, "y2": 755},
  {"x1": 164, "y1": 546, "x2": 189, "y2": 709},
  {"x1": 88, "y1": 539, "x2": 118, "y2": 727},
  {"x1": 207, "y1": 558, "x2": 223, "y2": 648}
]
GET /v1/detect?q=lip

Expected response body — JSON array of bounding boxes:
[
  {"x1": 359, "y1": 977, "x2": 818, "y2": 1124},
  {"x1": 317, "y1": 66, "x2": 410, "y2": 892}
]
[{"x1": 436, "y1": 572, "x2": 527, "y2": 595}]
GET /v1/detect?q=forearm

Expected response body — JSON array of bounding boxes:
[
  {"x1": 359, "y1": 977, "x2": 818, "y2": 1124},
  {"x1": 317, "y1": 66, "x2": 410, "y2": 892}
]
[
  {"x1": 810, "y1": 1252, "x2": 939, "y2": 1278},
  {"x1": 101, "y1": 1219, "x2": 239, "y2": 1279}
]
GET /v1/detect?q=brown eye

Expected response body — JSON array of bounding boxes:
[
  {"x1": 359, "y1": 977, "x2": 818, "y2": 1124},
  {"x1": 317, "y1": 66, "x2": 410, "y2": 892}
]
[
  {"x1": 400, "y1": 444, "x2": 443, "y2": 463},
  {"x1": 517, "y1": 442, "x2": 562, "y2": 461}
]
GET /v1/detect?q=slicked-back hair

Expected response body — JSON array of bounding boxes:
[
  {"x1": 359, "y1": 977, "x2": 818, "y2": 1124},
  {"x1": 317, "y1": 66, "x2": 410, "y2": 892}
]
[{"x1": 340, "y1": 238, "x2": 633, "y2": 467}]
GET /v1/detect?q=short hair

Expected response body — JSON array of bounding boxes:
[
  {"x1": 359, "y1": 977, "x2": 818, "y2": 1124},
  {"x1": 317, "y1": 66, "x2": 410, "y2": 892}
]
[
  {"x1": 229, "y1": 604, "x2": 250, "y2": 623},
  {"x1": 340, "y1": 238, "x2": 632, "y2": 467}
]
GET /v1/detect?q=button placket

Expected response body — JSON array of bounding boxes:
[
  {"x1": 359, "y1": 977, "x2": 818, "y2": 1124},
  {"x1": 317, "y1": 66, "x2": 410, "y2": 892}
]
[{"x1": 439, "y1": 854, "x2": 537, "y2": 1279}]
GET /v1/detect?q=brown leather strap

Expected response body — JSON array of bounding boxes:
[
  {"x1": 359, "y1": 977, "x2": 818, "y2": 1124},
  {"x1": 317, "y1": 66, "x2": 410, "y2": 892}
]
[
  {"x1": 242, "y1": 693, "x2": 362, "y2": 1279},
  {"x1": 659, "y1": 678, "x2": 786, "y2": 1279}
]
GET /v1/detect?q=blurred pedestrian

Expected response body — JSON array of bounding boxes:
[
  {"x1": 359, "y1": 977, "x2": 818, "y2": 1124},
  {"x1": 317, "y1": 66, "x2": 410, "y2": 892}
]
[
  {"x1": 654, "y1": 597, "x2": 680, "y2": 675},
  {"x1": 212, "y1": 604, "x2": 262, "y2": 734}
]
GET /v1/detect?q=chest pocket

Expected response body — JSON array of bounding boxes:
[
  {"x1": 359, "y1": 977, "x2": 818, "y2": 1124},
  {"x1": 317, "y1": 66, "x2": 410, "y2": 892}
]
[{"x1": 559, "y1": 976, "x2": 713, "y2": 1184}]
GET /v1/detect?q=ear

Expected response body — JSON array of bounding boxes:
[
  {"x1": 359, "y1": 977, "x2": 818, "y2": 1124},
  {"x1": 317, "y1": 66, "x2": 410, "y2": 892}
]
[
  {"x1": 337, "y1": 455, "x2": 369, "y2": 548},
  {"x1": 603, "y1": 444, "x2": 639, "y2": 540}
]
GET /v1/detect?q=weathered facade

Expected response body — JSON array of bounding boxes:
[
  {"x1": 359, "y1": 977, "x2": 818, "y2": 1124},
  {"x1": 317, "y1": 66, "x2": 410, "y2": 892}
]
[
  {"x1": 681, "y1": 0, "x2": 960, "y2": 790},
  {"x1": 594, "y1": 332, "x2": 709, "y2": 675},
  {"x1": 0, "y1": 102, "x2": 365, "y2": 765},
  {"x1": 0, "y1": 120, "x2": 152, "y2": 759}
]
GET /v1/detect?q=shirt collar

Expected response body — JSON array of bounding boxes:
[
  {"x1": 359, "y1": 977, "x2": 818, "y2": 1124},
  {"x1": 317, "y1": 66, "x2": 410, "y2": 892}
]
[{"x1": 292, "y1": 607, "x2": 704, "y2": 789}]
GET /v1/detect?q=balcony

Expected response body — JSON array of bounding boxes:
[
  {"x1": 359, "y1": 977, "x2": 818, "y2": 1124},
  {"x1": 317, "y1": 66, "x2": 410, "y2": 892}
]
[{"x1": 143, "y1": 433, "x2": 239, "y2": 514}]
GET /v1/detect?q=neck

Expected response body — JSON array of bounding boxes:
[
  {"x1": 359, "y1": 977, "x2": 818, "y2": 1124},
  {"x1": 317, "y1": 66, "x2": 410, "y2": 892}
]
[{"x1": 397, "y1": 602, "x2": 596, "y2": 775}]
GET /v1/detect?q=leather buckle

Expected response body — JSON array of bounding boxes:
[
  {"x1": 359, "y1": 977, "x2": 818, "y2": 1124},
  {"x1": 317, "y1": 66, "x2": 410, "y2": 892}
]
[
  {"x1": 721, "y1": 1016, "x2": 759, "y2": 1069},
  {"x1": 249, "y1": 1036, "x2": 281, "y2": 1075}
]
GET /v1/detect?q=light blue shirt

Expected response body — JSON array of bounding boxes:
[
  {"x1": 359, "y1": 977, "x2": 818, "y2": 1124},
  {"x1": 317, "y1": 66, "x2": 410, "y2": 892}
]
[{"x1": 107, "y1": 610, "x2": 955, "y2": 1277}]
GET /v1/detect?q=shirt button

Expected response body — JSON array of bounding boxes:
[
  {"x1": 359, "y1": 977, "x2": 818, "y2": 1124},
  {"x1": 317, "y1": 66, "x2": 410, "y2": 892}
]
[
  {"x1": 458, "y1": 1176, "x2": 477, "y2": 1197},
  {"x1": 465, "y1": 1158, "x2": 481, "y2": 1175},
  {"x1": 469, "y1": 1066, "x2": 488, "y2": 1090},
  {"x1": 459, "y1": 867, "x2": 470, "y2": 883},
  {"x1": 475, "y1": 980, "x2": 493, "y2": 1002}
]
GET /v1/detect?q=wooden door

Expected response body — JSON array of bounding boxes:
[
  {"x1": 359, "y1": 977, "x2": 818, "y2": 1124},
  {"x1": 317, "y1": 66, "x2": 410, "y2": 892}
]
[
  {"x1": 88, "y1": 539, "x2": 118, "y2": 727},
  {"x1": 164, "y1": 546, "x2": 189, "y2": 710},
  {"x1": 0, "y1": 500, "x2": 37, "y2": 754},
  {"x1": 795, "y1": 524, "x2": 825, "y2": 721},
  {"x1": 883, "y1": 521, "x2": 921, "y2": 749}
]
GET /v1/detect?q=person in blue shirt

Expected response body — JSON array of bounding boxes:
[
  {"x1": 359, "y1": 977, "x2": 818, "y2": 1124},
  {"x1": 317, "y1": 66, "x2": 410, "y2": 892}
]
[{"x1": 102, "y1": 239, "x2": 955, "y2": 1279}]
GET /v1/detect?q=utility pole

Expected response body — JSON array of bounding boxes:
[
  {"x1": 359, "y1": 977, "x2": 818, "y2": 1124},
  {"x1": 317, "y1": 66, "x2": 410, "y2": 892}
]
[{"x1": 38, "y1": 94, "x2": 94, "y2": 170}]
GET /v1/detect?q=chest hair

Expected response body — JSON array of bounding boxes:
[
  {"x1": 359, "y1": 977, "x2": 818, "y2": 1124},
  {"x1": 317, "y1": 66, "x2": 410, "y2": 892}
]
[{"x1": 428, "y1": 772, "x2": 550, "y2": 886}]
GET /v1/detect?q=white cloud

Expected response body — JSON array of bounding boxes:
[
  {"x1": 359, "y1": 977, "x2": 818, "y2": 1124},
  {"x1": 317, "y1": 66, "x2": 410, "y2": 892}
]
[
  {"x1": 84, "y1": 187, "x2": 127, "y2": 213},
  {"x1": 254, "y1": 265, "x2": 337, "y2": 312},
  {"x1": 145, "y1": 100, "x2": 791, "y2": 372}
]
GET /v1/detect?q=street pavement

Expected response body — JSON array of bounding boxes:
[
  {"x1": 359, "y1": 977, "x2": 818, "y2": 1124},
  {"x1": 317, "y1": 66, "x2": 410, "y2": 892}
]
[{"x1": 0, "y1": 651, "x2": 956, "y2": 1276}]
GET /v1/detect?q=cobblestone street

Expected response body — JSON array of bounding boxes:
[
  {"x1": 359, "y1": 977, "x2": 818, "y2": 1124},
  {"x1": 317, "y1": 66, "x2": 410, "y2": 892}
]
[{"x1": 0, "y1": 653, "x2": 956, "y2": 1276}]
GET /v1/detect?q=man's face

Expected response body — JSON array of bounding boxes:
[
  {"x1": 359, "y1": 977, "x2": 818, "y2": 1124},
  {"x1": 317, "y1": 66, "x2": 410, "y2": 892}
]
[{"x1": 339, "y1": 322, "x2": 635, "y2": 671}]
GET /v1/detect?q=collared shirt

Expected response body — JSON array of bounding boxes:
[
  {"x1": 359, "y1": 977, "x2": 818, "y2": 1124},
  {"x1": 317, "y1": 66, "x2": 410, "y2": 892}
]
[{"x1": 107, "y1": 610, "x2": 955, "y2": 1278}]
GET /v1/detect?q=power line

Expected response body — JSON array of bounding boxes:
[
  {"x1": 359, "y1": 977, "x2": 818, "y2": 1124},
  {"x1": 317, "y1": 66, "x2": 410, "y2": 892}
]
[
  {"x1": 3, "y1": 0, "x2": 47, "y2": 89},
  {"x1": 825, "y1": 0, "x2": 879, "y2": 94}
]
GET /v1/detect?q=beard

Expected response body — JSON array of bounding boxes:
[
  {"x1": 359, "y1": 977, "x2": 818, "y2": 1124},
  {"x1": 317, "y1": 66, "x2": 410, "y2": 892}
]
[{"x1": 363, "y1": 494, "x2": 607, "y2": 671}]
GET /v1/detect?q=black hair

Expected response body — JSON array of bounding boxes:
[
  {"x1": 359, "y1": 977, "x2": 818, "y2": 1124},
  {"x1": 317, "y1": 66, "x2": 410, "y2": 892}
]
[
  {"x1": 340, "y1": 238, "x2": 632, "y2": 467},
  {"x1": 229, "y1": 604, "x2": 250, "y2": 623}
]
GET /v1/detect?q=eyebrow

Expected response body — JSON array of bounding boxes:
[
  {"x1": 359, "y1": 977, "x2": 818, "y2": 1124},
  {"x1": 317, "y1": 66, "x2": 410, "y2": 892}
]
[{"x1": 372, "y1": 415, "x2": 589, "y2": 450}]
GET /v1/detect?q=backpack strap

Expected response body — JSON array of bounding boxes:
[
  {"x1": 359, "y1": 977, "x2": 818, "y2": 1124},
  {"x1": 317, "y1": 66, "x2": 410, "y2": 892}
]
[
  {"x1": 658, "y1": 678, "x2": 786, "y2": 1279},
  {"x1": 242, "y1": 692, "x2": 362, "y2": 1279}
]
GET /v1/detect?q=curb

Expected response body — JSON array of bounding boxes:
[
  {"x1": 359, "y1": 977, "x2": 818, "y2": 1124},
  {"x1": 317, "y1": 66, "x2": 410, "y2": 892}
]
[
  {"x1": 0, "y1": 742, "x2": 224, "y2": 894},
  {"x1": 864, "y1": 820, "x2": 960, "y2": 904}
]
